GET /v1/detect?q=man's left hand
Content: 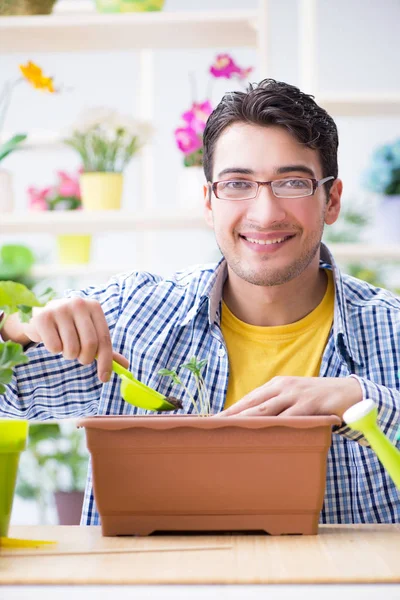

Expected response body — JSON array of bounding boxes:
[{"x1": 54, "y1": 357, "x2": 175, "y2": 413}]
[{"x1": 217, "y1": 376, "x2": 363, "y2": 418}]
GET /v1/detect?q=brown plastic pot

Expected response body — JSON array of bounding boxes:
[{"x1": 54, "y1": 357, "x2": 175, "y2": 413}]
[
  {"x1": 78, "y1": 414, "x2": 340, "y2": 537},
  {"x1": 54, "y1": 490, "x2": 84, "y2": 525}
]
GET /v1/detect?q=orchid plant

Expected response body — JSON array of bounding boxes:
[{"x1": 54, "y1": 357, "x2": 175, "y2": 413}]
[
  {"x1": 174, "y1": 53, "x2": 253, "y2": 167},
  {"x1": 159, "y1": 355, "x2": 211, "y2": 416},
  {"x1": 0, "y1": 61, "x2": 57, "y2": 164},
  {"x1": 64, "y1": 107, "x2": 153, "y2": 173},
  {"x1": 28, "y1": 169, "x2": 83, "y2": 211}
]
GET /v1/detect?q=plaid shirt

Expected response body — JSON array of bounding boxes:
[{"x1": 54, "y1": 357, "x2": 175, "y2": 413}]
[{"x1": 1, "y1": 243, "x2": 399, "y2": 525}]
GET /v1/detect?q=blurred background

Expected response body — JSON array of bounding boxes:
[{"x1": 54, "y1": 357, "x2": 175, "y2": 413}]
[{"x1": 1, "y1": 0, "x2": 399, "y2": 525}]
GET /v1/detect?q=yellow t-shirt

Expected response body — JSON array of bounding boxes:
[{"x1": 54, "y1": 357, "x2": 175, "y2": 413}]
[{"x1": 221, "y1": 270, "x2": 334, "y2": 409}]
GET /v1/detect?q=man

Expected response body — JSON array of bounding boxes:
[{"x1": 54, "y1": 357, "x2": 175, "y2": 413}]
[{"x1": 1, "y1": 79, "x2": 399, "y2": 525}]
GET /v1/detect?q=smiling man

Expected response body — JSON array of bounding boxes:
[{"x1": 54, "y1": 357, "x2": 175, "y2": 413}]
[{"x1": 1, "y1": 79, "x2": 399, "y2": 526}]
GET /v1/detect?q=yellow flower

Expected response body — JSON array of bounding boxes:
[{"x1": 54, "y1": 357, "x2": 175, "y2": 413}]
[{"x1": 19, "y1": 61, "x2": 55, "y2": 93}]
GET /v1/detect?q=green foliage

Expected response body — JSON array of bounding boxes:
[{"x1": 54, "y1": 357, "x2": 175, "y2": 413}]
[
  {"x1": 0, "y1": 341, "x2": 28, "y2": 394},
  {"x1": 0, "y1": 134, "x2": 27, "y2": 163},
  {"x1": 0, "y1": 280, "x2": 55, "y2": 321},
  {"x1": 0, "y1": 281, "x2": 55, "y2": 394}
]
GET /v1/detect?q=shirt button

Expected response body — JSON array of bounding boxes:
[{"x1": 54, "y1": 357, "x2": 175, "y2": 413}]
[{"x1": 217, "y1": 348, "x2": 225, "y2": 358}]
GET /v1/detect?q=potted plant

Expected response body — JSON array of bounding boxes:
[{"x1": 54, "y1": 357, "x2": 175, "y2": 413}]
[
  {"x1": 0, "y1": 244, "x2": 36, "y2": 289},
  {"x1": 78, "y1": 356, "x2": 341, "y2": 537},
  {"x1": 0, "y1": 281, "x2": 54, "y2": 537},
  {"x1": 16, "y1": 421, "x2": 89, "y2": 526},
  {"x1": 174, "y1": 54, "x2": 253, "y2": 212},
  {"x1": 28, "y1": 169, "x2": 92, "y2": 265},
  {"x1": 64, "y1": 107, "x2": 152, "y2": 211},
  {"x1": 363, "y1": 138, "x2": 400, "y2": 244},
  {"x1": 0, "y1": 0, "x2": 56, "y2": 15},
  {"x1": 0, "y1": 61, "x2": 59, "y2": 212}
]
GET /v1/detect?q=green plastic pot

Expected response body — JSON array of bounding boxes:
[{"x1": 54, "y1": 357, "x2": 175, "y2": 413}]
[
  {"x1": 119, "y1": 0, "x2": 165, "y2": 11},
  {"x1": 0, "y1": 419, "x2": 29, "y2": 538}
]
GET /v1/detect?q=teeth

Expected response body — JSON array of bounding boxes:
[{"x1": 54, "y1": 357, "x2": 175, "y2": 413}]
[{"x1": 243, "y1": 236, "x2": 287, "y2": 245}]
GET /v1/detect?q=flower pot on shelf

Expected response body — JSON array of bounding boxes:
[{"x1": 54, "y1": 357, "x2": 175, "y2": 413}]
[
  {"x1": 95, "y1": 0, "x2": 120, "y2": 12},
  {"x1": 0, "y1": 419, "x2": 29, "y2": 538},
  {"x1": 56, "y1": 234, "x2": 91, "y2": 265},
  {"x1": 119, "y1": 0, "x2": 165, "y2": 11},
  {"x1": 0, "y1": 0, "x2": 56, "y2": 14},
  {"x1": 78, "y1": 414, "x2": 340, "y2": 537},
  {"x1": 177, "y1": 166, "x2": 206, "y2": 214},
  {"x1": 374, "y1": 194, "x2": 400, "y2": 244},
  {"x1": 80, "y1": 173, "x2": 123, "y2": 211},
  {"x1": 54, "y1": 490, "x2": 84, "y2": 525},
  {"x1": 0, "y1": 169, "x2": 14, "y2": 213}
]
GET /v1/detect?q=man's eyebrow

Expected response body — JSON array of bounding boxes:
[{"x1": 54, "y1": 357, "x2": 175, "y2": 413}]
[
  {"x1": 216, "y1": 165, "x2": 316, "y2": 179},
  {"x1": 276, "y1": 165, "x2": 316, "y2": 177},
  {"x1": 216, "y1": 168, "x2": 254, "y2": 178}
]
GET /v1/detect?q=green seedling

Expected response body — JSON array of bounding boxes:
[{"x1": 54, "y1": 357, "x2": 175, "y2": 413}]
[{"x1": 159, "y1": 355, "x2": 211, "y2": 416}]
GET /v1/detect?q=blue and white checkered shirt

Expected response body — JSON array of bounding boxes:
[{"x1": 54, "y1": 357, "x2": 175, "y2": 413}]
[{"x1": 1, "y1": 243, "x2": 399, "y2": 525}]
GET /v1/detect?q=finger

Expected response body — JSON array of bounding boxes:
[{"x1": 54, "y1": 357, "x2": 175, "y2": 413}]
[
  {"x1": 72, "y1": 309, "x2": 100, "y2": 366},
  {"x1": 54, "y1": 311, "x2": 81, "y2": 361},
  {"x1": 219, "y1": 387, "x2": 274, "y2": 416},
  {"x1": 89, "y1": 301, "x2": 113, "y2": 382},
  {"x1": 112, "y1": 352, "x2": 129, "y2": 369},
  {"x1": 29, "y1": 312, "x2": 63, "y2": 354},
  {"x1": 223, "y1": 396, "x2": 292, "y2": 417}
]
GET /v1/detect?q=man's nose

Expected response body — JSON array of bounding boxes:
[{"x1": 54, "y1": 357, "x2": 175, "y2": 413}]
[{"x1": 246, "y1": 183, "x2": 287, "y2": 223}]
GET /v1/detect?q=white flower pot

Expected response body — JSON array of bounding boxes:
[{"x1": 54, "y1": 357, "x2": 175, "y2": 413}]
[
  {"x1": 374, "y1": 194, "x2": 400, "y2": 244},
  {"x1": 0, "y1": 169, "x2": 14, "y2": 212},
  {"x1": 177, "y1": 166, "x2": 206, "y2": 214}
]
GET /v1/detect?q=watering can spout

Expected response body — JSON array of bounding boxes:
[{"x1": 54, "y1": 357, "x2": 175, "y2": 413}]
[{"x1": 343, "y1": 399, "x2": 400, "y2": 490}]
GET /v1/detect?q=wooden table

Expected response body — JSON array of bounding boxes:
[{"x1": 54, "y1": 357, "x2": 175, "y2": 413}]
[{"x1": 1, "y1": 524, "x2": 400, "y2": 598}]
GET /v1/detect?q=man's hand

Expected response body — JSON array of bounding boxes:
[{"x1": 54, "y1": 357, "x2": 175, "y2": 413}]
[
  {"x1": 3, "y1": 297, "x2": 128, "y2": 383},
  {"x1": 217, "y1": 376, "x2": 363, "y2": 418}
]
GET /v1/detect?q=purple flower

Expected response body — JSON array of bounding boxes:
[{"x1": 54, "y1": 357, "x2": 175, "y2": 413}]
[{"x1": 209, "y1": 53, "x2": 253, "y2": 80}]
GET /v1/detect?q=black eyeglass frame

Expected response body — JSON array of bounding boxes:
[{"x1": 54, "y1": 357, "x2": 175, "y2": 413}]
[{"x1": 208, "y1": 175, "x2": 335, "y2": 200}]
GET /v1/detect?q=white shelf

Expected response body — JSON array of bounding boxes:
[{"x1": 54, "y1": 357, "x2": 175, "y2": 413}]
[
  {"x1": 317, "y1": 93, "x2": 400, "y2": 116},
  {"x1": 0, "y1": 211, "x2": 208, "y2": 235},
  {"x1": 327, "y1": 244, "x2": 400, "y2": 261},
  {"x1": 0, "y1": 9, "x2": 258, "y2": 53}
]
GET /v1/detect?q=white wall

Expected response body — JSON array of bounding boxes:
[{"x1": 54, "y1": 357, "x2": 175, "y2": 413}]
[{"x1": 1, "y1": 0, "x2": 400, "y2": 288}]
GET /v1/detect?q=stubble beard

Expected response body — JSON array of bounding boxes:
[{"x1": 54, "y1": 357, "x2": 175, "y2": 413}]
[{"x1": 215, "y1": 219, "x2": 325, "y2": 287}]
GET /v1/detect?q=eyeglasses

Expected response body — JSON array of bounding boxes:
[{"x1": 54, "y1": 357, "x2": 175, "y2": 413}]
[{"x1": 209, "y1": 176, "x2": 334, "y2": 200}]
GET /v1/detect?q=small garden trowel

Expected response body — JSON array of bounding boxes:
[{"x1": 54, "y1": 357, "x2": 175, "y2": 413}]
[{"x1": 111, "y1": 360, "x2": 183, "y2": 412}]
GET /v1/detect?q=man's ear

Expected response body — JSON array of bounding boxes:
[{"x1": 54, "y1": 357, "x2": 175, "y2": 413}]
[
  {"x1": 324, "y1": 178, "x2": 342, "y2": 226},
  {"x1": 203, "y1": 184, "x2": 214, "y2": 229}
]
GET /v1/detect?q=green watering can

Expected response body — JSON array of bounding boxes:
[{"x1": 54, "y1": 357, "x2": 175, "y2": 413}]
[
  {"x1": 0, "y1": 419, "x2": 56, "y2": 549},
  {"x1": 0, "y1": 419, "x2": 29, "y2": 538},
  {"x1": 343, "y1": 399, "x2": 400, "y2": 489}
]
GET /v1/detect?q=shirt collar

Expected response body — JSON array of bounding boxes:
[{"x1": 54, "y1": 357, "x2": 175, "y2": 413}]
[{"x1": 180, "y1": 242, "x2": 362, "y2": 366}]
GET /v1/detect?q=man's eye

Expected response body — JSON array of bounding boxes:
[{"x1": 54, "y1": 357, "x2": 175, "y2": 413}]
[
  {"x1": 279, "y1": 178, "x2": 309, "y2": 188},
  {"x1": 224, "y1": 181, "x2": 253, "y2": 189}
]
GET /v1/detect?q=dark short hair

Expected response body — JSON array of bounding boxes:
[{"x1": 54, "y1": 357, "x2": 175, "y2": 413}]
[{"x1": 203, "y1": 79, "x2": 338, "y2": 196}]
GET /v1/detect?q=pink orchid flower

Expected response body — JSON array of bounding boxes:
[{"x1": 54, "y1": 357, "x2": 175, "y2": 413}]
[
  {"x1": 27, "y1": 185, "x2": 53, "y2": 211},
  {"x1": 56, "y1": 170, "x2": 81, "y2": 198},
  {"x1": 182, "y1": 100, "x2": 213, "y2": 134},
  {"x1": 174, "y1": 126, "x2": 202, "y2": 155},
  {"x1": 210, "y1": 53, "x2": 253, "y2": 80}
]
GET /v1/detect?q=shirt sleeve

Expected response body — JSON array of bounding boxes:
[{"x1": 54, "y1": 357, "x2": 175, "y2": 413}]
[
  {"x1": 332, "y1": 374, "x2": 400, "y2": 448},
  {"x1": 0, "y1": 275, "x2": 123, "y2": 421}
]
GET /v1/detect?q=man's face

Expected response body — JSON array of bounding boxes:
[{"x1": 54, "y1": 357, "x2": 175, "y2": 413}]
[{"x1": 204, "y1": 123, "x2": 341, "y2": 287}]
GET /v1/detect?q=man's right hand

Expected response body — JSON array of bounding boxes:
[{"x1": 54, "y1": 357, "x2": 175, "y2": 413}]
[{"x1": 2, "y1": 297, "x2": 128, "y2": 382}]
